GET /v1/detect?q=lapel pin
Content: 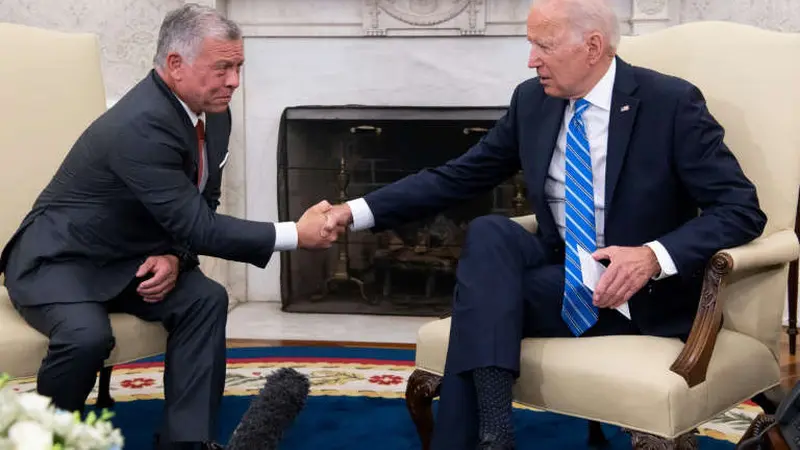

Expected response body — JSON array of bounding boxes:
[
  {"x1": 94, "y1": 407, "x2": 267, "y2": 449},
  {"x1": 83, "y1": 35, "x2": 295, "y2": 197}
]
[{"x1": 620, "y1": 104, "x2": 630, "y2": 112}]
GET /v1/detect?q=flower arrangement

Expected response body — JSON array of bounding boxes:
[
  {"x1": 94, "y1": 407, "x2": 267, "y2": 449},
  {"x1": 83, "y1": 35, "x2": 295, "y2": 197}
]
[{"x1": 0, "y1": 373, "x2": 124, "y2": 450}]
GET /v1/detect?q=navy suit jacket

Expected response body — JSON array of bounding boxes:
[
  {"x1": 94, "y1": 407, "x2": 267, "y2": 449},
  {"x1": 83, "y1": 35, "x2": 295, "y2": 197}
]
[{"x1": 362, "y1": 57, "x2": 767, "y2": 338}]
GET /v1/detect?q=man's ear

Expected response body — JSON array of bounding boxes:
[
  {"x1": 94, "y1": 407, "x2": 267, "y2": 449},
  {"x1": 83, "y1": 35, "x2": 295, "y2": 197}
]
[
  {"x1": 586, "y1": 32, "x2": 604, "y2": 64},
  {"x1": 165, "y1": 52, "x2": 184, "y2": 81}
]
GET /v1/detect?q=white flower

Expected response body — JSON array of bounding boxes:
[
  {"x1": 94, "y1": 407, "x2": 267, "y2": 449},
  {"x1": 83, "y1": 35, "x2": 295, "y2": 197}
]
[
  {"x1": 0, "y1": 373, "x2": 125, "y2": 449},
  {"x1": 51, "y1": 410, "x2": 77, "y2": 437},
  {"x1": 7, "y1": 421, "x2": 52, "y2": 450},
  {"x1": 15, "y1": 392, "x2": 53, "y2": 424}
]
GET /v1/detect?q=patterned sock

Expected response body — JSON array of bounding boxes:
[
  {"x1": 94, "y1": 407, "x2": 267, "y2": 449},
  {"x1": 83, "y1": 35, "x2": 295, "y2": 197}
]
[{"x1": 473, "y1": 366, "x2": 515, "y2": 446}]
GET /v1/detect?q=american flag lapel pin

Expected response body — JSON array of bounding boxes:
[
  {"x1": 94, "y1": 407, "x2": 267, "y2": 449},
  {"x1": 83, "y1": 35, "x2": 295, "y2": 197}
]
[{"x1": 621, "y1": 104, "x2": 630, "y2": 112}]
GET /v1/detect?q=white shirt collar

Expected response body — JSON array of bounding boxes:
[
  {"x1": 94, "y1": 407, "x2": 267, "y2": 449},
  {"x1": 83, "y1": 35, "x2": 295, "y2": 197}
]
[
  {"x1": 572, "y1": 57, "x2": 616, "y2": 111},
  {"x1": 173, "y1": 93, "x2": 206, "y2": 126}
]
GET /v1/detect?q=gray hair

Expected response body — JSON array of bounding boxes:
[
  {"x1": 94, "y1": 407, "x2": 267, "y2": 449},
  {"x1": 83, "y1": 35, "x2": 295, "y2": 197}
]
[
  {"x1": 533, "y1": 0, "x2": 621, "y2": 52},
  {"x1": 153, "y1": 3, "x2": 242, "y2": 69}
]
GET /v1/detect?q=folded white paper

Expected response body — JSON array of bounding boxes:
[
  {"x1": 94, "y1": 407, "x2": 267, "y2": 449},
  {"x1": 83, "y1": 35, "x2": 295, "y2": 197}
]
[{"x1": 576, "y1": 245, "x2": 631, "y2": 320}]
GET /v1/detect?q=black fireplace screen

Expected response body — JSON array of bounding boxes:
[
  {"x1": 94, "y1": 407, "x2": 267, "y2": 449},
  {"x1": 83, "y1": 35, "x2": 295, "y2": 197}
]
[{"x1": 276, "y1": 106, "x2": 530, "y2": 316}]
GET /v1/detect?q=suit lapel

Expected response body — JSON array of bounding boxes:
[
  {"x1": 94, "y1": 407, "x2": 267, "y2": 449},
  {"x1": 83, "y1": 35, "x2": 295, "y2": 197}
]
[{"x1": 605, "y1": 58, "x2": 639, "y2": 213}]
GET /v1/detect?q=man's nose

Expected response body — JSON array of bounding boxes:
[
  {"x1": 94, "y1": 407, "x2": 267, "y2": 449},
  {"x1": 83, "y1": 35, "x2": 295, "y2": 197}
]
[
  {"x1": 226, "y1": 69, "x2": 240, "y2": 89},
  {"x1": 528, "y1": 48, "x2": 542, "y2": 69}
]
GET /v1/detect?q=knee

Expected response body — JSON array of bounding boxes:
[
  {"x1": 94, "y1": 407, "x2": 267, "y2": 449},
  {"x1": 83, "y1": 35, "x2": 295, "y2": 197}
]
[
  {"x1": 463, "y1": 215, "x2": 515, "y2": 250},
  {"x1": 201, "y1": 279, "x2": 229, "y2": 318},
  {"x1": 55, "y1": 325, "x2": 114, "y2": 363}
]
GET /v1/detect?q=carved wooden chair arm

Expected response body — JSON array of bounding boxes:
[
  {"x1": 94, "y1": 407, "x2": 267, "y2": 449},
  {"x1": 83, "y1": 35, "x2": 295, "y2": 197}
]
[{"x1": 670, "y1": 229, "x2": 800, "y2": 387}]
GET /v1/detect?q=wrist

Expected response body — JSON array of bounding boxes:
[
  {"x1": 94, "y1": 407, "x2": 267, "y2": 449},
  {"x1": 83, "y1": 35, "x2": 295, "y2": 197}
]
[{"x1": 643, "y1": 246, "x2": 661, "y2": 277}]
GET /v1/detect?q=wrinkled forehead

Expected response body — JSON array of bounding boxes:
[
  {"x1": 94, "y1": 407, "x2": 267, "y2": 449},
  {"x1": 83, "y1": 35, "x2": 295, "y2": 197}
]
[{"x1": 526, "y1": 6, "x2": 570, "y2": 43}]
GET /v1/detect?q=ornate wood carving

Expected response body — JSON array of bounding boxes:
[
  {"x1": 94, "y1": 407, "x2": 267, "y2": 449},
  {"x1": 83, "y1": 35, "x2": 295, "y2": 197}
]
[
  {"x1": 405, "y1": 369, "x2": 443, "y2": 450},
  {"x1": 628, "y1": 430, "x2": 698, "y2": 450},
  {"x1": 364, "y1": 0, "x2": 486, "y2": 36},
  {"x1": 669, "y1": 252, "x2": 733, "y2": 387}
]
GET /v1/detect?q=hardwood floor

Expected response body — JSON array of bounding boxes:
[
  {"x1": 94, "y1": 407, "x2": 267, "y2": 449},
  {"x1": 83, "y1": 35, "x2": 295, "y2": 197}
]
[
  {"x1": 780, "y1": 332, "x2": 799, "y2": 391},
  {"x1": 228, "y1": 330, "x2": 800, "y2": 390}
]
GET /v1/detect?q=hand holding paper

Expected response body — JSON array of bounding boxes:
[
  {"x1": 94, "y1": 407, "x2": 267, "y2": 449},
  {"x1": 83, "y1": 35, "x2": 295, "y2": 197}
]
[{"x1": 576, "y1": 246, "x2": 631, "y2": 320}]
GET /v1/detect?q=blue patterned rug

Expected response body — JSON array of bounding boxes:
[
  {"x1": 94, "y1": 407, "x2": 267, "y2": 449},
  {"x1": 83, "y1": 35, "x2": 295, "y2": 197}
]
[{"x1": 8, "y1": 346, "x2": 749, "y2": 449}]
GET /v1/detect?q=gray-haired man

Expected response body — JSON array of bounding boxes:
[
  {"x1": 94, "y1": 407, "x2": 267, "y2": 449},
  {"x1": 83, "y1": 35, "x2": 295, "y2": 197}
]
[{"x1": 0, "y1": 4, "x2": 340, "y2": 449}]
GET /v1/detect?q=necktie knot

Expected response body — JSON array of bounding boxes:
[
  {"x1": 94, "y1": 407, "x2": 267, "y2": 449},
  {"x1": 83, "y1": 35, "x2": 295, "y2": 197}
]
[{"x1": 574, "y1": 98, "x2": 590, "y2": 117}]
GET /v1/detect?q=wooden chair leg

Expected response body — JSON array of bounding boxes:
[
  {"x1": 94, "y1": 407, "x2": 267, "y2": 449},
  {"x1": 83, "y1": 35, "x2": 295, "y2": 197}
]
[
  {"x1": 95, "y1": 365, "x2": 115, "y2": 409},
  {"x1": 588, "y1": 420, "x2": 608, "y2": 447},
  {"x1": 405, "y1": 369, "x2": 442, "y2": 450},
  {"x1": 628, "y1": 430, "x2": 698, "y2": 450}
]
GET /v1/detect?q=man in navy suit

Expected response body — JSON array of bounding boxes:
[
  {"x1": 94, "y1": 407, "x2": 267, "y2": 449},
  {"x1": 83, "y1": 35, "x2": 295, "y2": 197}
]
[{"x1": 323, "y1": 0, "x2": 766, "y2": 448}]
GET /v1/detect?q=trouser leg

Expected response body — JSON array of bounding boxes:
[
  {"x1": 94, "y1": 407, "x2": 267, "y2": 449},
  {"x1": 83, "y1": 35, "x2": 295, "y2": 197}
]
[
  {"x1": 112, "y1": 268, "x2": 229, "y2": 444},
  {"x1": 16, "y1": 302, "x2": 114, "y2": 413}
]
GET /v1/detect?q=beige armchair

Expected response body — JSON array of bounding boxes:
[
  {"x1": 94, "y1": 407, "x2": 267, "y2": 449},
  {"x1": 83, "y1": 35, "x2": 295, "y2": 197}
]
[
  {"x1": 0, "y1": 23, "x2": 168, "y2": 405},
  {"x1": 405, "y1": 21, "x2": 800, "y2": 449}
]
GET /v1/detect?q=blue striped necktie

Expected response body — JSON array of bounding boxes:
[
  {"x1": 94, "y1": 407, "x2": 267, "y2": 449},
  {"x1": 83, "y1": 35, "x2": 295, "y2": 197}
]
[{"x1": 561, "y1": 98, "x2": 599, "y2": 336}]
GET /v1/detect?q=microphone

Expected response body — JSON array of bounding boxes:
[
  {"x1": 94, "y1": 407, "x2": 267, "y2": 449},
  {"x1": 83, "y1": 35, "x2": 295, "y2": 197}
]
[{"x1": 225, "y1": 367, "x2": 310, "y2": 450}]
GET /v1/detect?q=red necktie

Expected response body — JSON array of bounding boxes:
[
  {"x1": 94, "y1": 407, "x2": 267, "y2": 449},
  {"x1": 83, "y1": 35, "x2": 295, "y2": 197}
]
[{"x1": 196, "y1": 119, "x2": 205, "y2": 186}]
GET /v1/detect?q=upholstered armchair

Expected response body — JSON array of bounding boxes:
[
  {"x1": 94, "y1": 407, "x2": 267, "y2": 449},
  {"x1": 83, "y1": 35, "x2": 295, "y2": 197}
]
[
  {"x1": 0, "y1": 23, "x2": 168, "y2": 405},
  {"x1": 405, "y1": 21, "x2": 800, "y2": 449}
]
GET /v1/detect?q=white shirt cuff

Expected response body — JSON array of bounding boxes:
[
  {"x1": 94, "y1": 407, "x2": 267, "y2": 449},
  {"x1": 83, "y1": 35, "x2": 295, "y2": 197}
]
[
  {"x1": 273, "y1": 221, "x2": 298, "y2": 251},
  {"x1": 644, "y1": 241, "x2": 678, "y2": 280},
  {"x1": 346, "y1": 198, "x2": 375, "y2": 231}
]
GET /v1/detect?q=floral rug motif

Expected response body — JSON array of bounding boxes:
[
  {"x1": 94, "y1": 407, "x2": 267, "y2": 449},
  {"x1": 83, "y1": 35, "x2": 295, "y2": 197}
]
[{"x1": 6, "y1": 346, "x2": 759, "y2": 446}]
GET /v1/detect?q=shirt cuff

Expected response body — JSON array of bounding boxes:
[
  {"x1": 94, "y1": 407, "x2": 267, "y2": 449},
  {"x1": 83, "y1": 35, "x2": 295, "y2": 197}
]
[
  {"x1": 346, "y1": 198, "x2": 375, "y2": 232},
  {"x1": 644, "y1": 240, "x2": 678, "y2": 280},
  {"x1": 273, "y1": 221, "x2": 298, "y2": 251}
]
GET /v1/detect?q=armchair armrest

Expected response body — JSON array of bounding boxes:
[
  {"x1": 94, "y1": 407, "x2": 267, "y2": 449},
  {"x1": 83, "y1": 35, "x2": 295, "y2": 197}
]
[
  {"x1": 670, "y1": 229, "x2": 800, "y2": 387},
  {"x1": 510, "y1": 214, "x2": 538, "y2": 233}
]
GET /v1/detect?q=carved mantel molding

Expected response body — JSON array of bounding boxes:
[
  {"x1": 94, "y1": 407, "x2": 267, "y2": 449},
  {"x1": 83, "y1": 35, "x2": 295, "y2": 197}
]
[
  {"x1": 629, "y1": 0, "x2": 678, "y2": 34},
  {"x1": 226, "y1": 0, "x2": 528, "y2": 37},
  {"x1": 224, "y1": 0, "x2": 677, "y2": 39},
  {"x1": 363, "y1": 0, "x2": 487, "y2": 36}
]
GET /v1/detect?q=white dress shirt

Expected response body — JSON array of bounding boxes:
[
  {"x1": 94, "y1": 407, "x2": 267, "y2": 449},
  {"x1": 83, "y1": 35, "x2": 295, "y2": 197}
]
[
  {"x1": 340, "y1": 59, "x2": 677, "y2": 279},
  {"x1": 175, "y1": 94, "x2": 298, "y2": 251}
]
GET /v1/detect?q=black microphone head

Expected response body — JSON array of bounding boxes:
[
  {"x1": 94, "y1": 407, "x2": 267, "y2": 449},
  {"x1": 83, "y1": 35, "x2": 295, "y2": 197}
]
[{"x1": 226, "y1": 367, "x2": 311, "y2": 450}]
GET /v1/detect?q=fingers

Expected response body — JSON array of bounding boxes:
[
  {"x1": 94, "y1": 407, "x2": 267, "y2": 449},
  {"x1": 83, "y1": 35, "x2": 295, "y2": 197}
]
[
  {"x1": 136, "y1": 258, "x2": 156, "y2": 277},
  {"x1": 137, "y1": 262, "x2": 176, "y2": 297},
  {"x1": 138, "y1": 266, "x2": 168, "y2": 290},
  {"x1": 593, "y1": 266, "x2": 619, "y2": 307},
  {"x1": 312, "y1": 200, "x2": 332, "y2": 213}
]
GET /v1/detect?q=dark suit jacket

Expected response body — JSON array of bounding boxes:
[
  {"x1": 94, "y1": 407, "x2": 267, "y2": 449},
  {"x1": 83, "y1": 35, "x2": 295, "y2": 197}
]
[
  {"x1": 362, "y1": 57, "x2": 767, "y2": 339},
  {"x1": 1, "y1": 70, "x2": 276, "y2": 307}
]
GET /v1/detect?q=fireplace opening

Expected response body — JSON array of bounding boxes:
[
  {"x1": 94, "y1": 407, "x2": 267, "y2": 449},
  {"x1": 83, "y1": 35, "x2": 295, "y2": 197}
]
[{"x1": 276, "y1": 106, "x2": 530, "y2": 317}]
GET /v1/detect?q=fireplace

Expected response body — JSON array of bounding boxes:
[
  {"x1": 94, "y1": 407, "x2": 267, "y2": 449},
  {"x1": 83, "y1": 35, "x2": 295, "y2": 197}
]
[{"x1": 276, "y1": 105, "x2": 531, "y2": 316}]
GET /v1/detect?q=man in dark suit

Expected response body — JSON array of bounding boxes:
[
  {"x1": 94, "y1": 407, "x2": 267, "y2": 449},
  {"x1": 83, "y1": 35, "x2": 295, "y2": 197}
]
[
  {"x1": 324, "y1": 0, "x2": 767, "y2": 448},
  {"x1": 0, "y1": 4, "x2": 341, "y2": 450}
]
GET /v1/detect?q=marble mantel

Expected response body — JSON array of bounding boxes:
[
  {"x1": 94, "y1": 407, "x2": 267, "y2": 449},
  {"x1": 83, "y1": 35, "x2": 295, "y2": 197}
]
[
  {"x1": 225, "y1": 0, "x2": 677, "y2": 38},
  {"x1": 223, "y1": 0, "x2": 678, "y2": 303}
]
